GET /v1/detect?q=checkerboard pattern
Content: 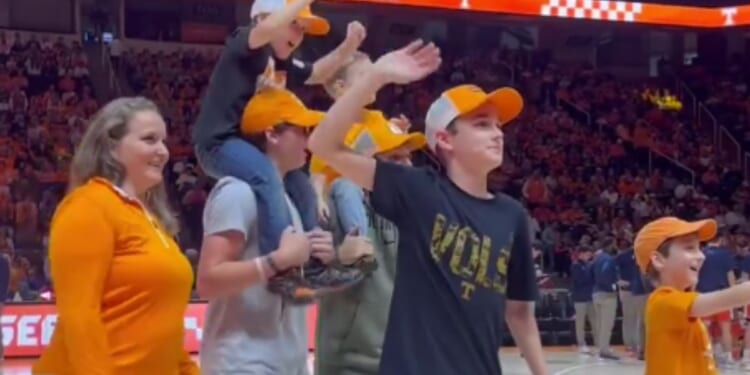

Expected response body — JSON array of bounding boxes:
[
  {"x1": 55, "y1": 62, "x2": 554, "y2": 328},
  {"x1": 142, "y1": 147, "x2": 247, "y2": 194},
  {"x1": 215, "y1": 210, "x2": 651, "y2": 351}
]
[{"x1": 540, "y1": 0, "x2": 644, "y2": 22}]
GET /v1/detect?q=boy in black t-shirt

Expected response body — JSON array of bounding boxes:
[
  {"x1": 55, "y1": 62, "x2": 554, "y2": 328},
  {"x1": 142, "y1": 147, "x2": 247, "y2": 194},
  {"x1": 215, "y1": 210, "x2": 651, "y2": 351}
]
[
  {"x1": 309, "y1": 41, "x2": 548, "y2": 375},
  {"x1": 193, "y1": 0, "x2": 369, "y2": 302}
]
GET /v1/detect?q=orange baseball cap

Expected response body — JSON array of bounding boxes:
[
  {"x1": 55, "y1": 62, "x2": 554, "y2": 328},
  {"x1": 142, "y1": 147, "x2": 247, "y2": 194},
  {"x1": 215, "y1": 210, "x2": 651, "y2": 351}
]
[
  {"x1": 633, "y1": 217, "x2": 717, "y2": 273},
  {"x1": 250, "y1": 0, "x2": 330, "y2": 36},
  {"x1": 310, "y1": 110, "x2": 426, "y2": 180},
  {"x1": 348, "y1": 111, "x2": 426, "y2": 157},
  {"x1": 424, "y1": 84, "x2": 523, "y2": 151},
  {"x1": 240, "y1": 89, "x2": 324, "y2": 135}
]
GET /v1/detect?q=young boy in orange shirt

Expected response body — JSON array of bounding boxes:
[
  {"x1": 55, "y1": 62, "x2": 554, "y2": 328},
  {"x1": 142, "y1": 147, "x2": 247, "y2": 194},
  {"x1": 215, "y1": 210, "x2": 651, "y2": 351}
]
[{"x1": 634, "y1": 216, "x2": 750, "y2": 375}]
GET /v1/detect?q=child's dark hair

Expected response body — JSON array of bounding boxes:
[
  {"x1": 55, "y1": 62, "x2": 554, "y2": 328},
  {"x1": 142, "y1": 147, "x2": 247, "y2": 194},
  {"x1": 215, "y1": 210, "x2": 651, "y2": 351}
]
[{"x1": 643, "y1": 238, "x2": 673, "y2": 288}]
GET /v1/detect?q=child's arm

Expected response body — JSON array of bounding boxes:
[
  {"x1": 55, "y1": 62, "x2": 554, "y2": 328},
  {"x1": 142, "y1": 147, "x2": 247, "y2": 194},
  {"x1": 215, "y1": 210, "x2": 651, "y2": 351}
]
[
  {"x1": 691, "y1": 282, "x2": 750, "y2": 318},
  {"x1": 305, "y1": 22, "x2": 365, "y2": 85},
  {"x1": 248, "y1": 0, "x2": 315, "y2": 49}
]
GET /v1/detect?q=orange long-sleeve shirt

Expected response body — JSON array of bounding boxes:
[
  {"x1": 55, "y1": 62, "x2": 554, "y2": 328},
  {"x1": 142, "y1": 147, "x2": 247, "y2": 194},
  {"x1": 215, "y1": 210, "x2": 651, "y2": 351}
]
[{"x1": 33, "y1": 178, "x2": 199, "y2": 375}]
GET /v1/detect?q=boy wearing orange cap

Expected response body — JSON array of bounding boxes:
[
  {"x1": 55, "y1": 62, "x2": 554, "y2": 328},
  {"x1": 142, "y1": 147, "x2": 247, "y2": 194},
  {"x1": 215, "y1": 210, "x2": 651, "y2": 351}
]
[{"x1": 634, "y1": 216, "x2": 750, "y2": 375}]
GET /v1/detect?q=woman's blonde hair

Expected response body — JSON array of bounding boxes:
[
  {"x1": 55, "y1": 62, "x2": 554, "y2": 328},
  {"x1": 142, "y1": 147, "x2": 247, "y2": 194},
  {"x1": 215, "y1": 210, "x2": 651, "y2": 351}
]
[{"x1": 69, "y1": 97, "x2": 179, "y2": 235}]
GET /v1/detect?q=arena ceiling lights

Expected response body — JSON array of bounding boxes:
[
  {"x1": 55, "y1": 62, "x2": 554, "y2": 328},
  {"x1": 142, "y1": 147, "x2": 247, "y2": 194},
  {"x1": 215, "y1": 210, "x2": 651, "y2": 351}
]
[{"x1": 342, "y1": 0, "x2": 750, "y2": 28}]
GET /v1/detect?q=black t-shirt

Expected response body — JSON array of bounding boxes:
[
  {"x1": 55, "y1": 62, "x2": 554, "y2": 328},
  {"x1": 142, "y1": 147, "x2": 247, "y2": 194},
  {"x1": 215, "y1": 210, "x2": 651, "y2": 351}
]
[
  {"x1": 192, "y1": 26, "x2": 312, "y2": 150},
  {"x1": 371, "y1": 161, "x2": 538, "y2": 375}
]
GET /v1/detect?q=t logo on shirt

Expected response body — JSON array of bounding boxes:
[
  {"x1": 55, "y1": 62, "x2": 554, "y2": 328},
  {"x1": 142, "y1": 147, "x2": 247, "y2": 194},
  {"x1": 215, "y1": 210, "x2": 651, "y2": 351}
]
[{"x1": 430, "y1": 214, "x2": 511, "y2": 300}]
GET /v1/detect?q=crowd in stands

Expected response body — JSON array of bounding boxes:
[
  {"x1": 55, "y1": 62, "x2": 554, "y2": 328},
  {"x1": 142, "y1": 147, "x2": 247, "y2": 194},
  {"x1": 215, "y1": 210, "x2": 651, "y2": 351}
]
[
  {"x1": 681, "y1": 54, "x2": 750, "y2": 151},
  {"x1": 0, "y1": 31, "x2": 96, "y2": 301},
  {"x1": 1, "y1": 28, "x2": 749, "y2": 302}
]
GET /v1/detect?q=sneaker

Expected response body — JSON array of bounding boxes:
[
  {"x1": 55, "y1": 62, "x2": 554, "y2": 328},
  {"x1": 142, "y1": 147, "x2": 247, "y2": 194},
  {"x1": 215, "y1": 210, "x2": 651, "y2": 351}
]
[
  {"x1": 715, "y1": 353, "x2": 736, "y2": 369},
  {"x1": 267, "y1": 259, "x2": 366, "y2": 304},
  {"x1": 578, "y1": 346, "x2": 591, "y2": 355},
  {"x1": 599, "y1": 352, "x2": 620, "y2": 361},
  {"x1": 351, "y1": 254, "x2": 378, "y2": 274},
  {"x1": 267, "y1": 268, "x2": 317, "y2": 305},
  {"x1": 304, "y1": 261, "x2": 365, "y2": 293}
]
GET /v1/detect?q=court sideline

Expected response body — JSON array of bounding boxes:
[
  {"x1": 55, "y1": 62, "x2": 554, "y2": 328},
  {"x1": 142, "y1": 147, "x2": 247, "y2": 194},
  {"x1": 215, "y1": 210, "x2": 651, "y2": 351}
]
[{"x1": 2, "y1": 349, "x2": 747, "y2": 374}]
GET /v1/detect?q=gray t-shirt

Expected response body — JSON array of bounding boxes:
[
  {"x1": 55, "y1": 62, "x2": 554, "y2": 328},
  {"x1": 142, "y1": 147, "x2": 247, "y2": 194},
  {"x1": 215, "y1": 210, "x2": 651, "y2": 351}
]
[{"x1": 199, "y1": 177, "x2": 309, "y2": 375}]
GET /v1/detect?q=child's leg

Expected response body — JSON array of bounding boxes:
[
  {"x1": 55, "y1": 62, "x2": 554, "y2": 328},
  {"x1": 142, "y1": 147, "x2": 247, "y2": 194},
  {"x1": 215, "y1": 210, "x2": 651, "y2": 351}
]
[
  {"x1": 329, "y1": 178, "x2": 368, "y2": 236},
  {"x1": 586, "y1": 302, "x2": 598, "y2": 349},
  {"x1": 573, "y1": 302, "x2": 588, "y2": 349},
  {"x1": 284, "y1": 169, "x2": 319, "y2": 231},
  {"x1": 718, "y1": 313, "x2": 734, "y2": 361},
  {"x1": 196, "y1": 137, "x2": 291, "y2": 256}
]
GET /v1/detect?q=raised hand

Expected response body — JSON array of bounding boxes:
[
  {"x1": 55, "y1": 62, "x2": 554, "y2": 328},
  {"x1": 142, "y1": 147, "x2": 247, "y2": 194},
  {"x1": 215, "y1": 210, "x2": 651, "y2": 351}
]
[
  {"x1": 344, "y1": 21, "x2": 366, "y2": 47},
  {"x1": 307, "y1": 228, "x2": 336, "y2": 265},
  {"x1": 373, "y1": 40, "x2": 441, "y2": 85},
  {"x1": 389, "y1": 114, "x2": 412, "y2": 132}
]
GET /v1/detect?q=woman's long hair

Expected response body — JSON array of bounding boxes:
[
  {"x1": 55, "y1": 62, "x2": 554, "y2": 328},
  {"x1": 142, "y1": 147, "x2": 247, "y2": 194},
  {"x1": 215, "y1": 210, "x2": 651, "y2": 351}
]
[{"x1": 68, "y1": 97, "x2": 179, "y2": 235}]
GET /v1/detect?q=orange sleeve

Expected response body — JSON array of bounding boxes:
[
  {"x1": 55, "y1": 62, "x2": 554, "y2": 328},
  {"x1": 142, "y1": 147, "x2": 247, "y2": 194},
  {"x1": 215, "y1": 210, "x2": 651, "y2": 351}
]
[
  {"x1": 648, "y1": 288, "x2": 697, "y2": 332},
  {"x1": 48, "y1": 195, "x2": 116, "y2": 374},
  {"x1": 178, "y1": 350, "x2": 200, "y2": 375}
]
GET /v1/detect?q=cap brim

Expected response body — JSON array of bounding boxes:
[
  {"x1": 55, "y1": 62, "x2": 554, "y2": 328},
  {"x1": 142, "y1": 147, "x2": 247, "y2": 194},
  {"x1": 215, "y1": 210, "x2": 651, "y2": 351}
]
[
  {"x1": 300, "y1": 15, "x2": 330, "y2": 36},
  {"x1": 669, "y1": 219, "x2": 718, "y2": 242},
  {"x1": 378, "y1": 133, "x2": 427, "y2": 155},
  {"x1": 288, "y1": 110, "x2": 324, "y2": 128},
  {"x1": 486, "y1": 87, "x2": 524, "y2": 125}
]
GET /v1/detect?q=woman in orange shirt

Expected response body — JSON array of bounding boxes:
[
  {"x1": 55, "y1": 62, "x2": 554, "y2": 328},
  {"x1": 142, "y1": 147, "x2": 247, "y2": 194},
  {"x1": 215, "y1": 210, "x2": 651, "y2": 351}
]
[{"x1": 33, "y1": 97, "x2": 199, "y2": 375}]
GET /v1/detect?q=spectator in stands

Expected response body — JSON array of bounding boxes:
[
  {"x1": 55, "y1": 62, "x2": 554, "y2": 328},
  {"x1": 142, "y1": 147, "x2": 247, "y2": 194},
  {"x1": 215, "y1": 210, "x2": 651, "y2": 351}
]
[
  {"x1": 191, "y1": 0, "x2": 368, "y2": 300},
  {"x1": 0, "y1": 252, "x2": 6, "y2": 358},
  {"x1": 570, "y1": 246, "x2": 596, "y2": 355},
  {"x1": 592, "y1": 238, "x2": 620, "y2": 360},
  {"x1": 696, "y1": 232, "x2": 736, "y2": 367},
  {"x1": 33, "y1": 97, "x2": 198, "y2": 374},
  {"x1": 615, "y1": 238, "x2": 640, "y2": 356}
]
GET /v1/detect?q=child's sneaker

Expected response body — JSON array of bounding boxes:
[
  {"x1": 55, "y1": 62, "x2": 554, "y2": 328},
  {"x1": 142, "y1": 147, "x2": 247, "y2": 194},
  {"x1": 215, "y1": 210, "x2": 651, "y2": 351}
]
[
  {"x1": 267, "y1": 268, "x2": 317, "y2": 305},
  {"x1": 304, "y1": 260, "x2": 365, "y2": 292},
  {"x1": 351, "y1": 254, "x2": 378, "y2": 274},
  {"x1": 267, "y1": 259, "x2": 365, "y2": 304}
]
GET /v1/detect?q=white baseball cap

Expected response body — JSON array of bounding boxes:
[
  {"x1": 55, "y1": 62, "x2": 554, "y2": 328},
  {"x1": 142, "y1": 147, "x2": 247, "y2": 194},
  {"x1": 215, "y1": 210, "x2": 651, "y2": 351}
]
[
  {"x1": 250, "y1": 0, "x2": 330, "y2": 36},
  {"x1": 424, "y1": 84, "x2": 524, "y2": 151}
]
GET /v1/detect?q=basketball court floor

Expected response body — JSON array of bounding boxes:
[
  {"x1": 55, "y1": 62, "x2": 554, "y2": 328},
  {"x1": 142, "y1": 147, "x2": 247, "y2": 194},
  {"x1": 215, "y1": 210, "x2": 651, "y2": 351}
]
[{"x1": 1, "y1": 348, "x2": 747, "y2": 374}]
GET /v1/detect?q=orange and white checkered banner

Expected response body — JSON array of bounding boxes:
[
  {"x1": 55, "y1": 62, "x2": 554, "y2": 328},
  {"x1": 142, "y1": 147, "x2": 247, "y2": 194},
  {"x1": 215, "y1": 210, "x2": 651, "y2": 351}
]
[
  {"x1": 340, "y1": 0, "x2": 750, "y2": 28},
  {"x1": 540, "y1": 0, "x2": 643, "y2": 22}
]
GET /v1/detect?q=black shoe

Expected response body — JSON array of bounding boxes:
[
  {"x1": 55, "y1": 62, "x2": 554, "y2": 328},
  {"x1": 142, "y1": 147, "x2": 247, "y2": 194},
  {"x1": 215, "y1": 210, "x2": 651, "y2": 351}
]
[{"x1": 599, "y1": 352, "x2": 620, "y2": 361}]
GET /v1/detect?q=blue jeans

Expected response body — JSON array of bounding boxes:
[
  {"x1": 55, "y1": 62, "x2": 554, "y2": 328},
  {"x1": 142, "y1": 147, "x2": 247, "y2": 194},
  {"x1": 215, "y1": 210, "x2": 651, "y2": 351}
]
[
  {"x1": 196, "y1": 137, "x2": 318, "y2": 255},
  {"x1": 329, "y1": 178, "x2": 368, "y2": 237}
]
